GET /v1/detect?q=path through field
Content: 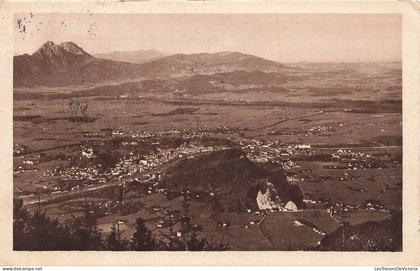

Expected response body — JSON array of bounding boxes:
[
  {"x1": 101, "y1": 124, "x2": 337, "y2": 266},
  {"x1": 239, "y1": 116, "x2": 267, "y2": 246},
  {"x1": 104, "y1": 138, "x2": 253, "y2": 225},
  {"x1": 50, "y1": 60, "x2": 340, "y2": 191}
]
[{"x1": 258, "y1": 213, "x2": 274, "y2": 248}]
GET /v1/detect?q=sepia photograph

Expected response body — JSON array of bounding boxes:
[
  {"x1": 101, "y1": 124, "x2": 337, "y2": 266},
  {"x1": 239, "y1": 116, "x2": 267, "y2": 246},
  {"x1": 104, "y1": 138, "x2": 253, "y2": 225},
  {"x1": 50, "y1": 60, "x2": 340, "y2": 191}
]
[{"x1": 12, "y1": 13, "x2": 403, "y2": 252}]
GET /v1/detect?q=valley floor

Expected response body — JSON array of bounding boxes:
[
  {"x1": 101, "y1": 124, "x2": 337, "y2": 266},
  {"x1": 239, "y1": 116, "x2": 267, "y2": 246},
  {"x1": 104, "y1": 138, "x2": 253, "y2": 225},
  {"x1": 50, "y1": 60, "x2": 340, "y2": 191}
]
[{"x1": 13, "y1": 89, "x2": 402, "y2": 251}]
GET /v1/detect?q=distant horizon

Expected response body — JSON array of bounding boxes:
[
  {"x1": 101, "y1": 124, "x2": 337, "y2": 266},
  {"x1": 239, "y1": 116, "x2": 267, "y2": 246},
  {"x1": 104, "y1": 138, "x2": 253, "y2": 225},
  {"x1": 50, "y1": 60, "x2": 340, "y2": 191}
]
[
  {"x1": 14, "y1": 39, "x2": 402, "y2": 64},
  {"x1": 14, "y1": 14, "x2": 401, "y2": 63}
]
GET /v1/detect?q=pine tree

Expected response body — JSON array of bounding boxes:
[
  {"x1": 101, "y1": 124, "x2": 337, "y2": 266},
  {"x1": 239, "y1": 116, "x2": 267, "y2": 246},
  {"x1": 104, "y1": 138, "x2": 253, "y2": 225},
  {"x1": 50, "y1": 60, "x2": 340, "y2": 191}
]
[
  {"x1": 69, "y1": 198, "x2": 103, "y2": 250},
  {"x1": 13, "y1": 198, "x2": 30, "y2": 250},
  {"x1": 159, "y1": 215, "x2": 184, "y2": 251},
  {"x1": 204, "y1": 235, "x2": 230, "y2": 251},
  {"x1": 15, "y1": 198, "x2": 73, "y2": 250},
  {"x1": 179, "y1": 184, "x2": 206, "y2": 251},
  {"x1": 105, "y1": 221, "x2": 129, "y2": 251},
  {"x1": 130, "y1": 218, "x2": 156, "y2": 250}
]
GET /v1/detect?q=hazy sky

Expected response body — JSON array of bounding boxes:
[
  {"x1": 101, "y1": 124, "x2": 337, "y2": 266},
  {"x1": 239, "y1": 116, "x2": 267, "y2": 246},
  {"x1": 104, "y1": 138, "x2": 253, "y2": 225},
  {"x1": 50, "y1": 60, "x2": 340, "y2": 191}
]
[{"x1": 14, "y1": 13, "x2": 401, "y2": 62}]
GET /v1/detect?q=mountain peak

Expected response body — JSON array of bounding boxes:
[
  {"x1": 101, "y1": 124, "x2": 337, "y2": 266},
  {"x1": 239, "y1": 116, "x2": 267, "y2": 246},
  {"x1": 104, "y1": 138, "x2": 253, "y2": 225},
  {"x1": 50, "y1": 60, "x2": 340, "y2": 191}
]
[
  {"x1": 35, "y1": 41, "x2": 61, "y2": 58},
  {"x1": 41, "y1": 41, "x2": 56, "y2": 48},
  {"x1": 59, "y1": 41, "x2": 89, "y2": 56},
  {"x1": 34, "y1": 41, "x2": 91, "y2": 58}
]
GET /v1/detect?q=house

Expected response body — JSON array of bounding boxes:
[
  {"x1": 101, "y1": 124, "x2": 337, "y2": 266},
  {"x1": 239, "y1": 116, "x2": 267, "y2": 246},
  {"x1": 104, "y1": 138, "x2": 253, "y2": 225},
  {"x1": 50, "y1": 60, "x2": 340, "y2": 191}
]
[
  {"x1": 287, "y1": 176, "x2": 300, "y2": 182},
  {"x1": 280, "y1": 152, "x2": 290, "y2": 157}
]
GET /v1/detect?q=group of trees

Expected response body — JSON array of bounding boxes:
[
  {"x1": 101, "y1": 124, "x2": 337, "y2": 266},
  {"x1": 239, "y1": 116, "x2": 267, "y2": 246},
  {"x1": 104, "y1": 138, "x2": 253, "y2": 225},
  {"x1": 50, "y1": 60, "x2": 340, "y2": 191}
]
[
  {"x1": 15, "y1": 197, "x2": 104, "y2": 251},
  {"x1": 68, "y1": 97, "x2": 88, "y2": 122},
  {"x1": 13, "y1": 190, "x2": 230, "y2": 251},
  {"x1": 315, "y1": 211, "x2": 402, "y2": 251}
]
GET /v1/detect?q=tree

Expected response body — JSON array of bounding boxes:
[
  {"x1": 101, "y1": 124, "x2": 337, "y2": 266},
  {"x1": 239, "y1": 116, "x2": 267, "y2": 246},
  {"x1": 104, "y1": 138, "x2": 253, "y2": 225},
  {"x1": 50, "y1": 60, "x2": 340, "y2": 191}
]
[
  {"x1": 13, "y1": 198, "x2": 74, "y2": 250},
  {"x1": 68, "y1": 199, "x2": 103, "y2": 250},
  {"x1": 68, "y1": 97, "x2": 88, "y2": 122},
  {"x1": 130, "y1": 218, "x2": 156, "y2": 250},
  {"x1": 13, "y1": 196, "x2": 230, "y2": 251},
  {"x1": 159, "y1": 184, "x2": 230, "y2": 251},
  {"x1": 204, "y1": 235, "x2": 230, "y2": 251},
  {"x1": 178, "y1": 184, "x2": 206, "y2": 251},
  {"x1": 158, "y1": 216, "x2": 184, "y2": 251},
  {"x1": 13, "y1": 198, "x2": 29, "y2": 250},
  {"x1": 235, "y1": 198, "x2": 243, "y2": 214},
  {"x1": 105, "y1": 222, "x2": 129, "y2": 251},
  {"x1": 28, "y1": 206, "x2": 73, "y2": 250},
  {"x1": 209, "y1": 194, "x2": 223, "y2": 213},
  {"x1": 319, "y1": 211, "x2": 402, "y2": 251}
]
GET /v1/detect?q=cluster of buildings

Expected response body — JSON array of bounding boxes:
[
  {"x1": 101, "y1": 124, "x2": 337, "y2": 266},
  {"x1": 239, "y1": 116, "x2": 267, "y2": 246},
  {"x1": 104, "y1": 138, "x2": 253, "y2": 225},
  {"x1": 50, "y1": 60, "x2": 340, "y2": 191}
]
[
  {"x1": 44, "y1": 139, "x2": 224, "y2": 192},
  {"x1": 329, "y1": 149, "x2": 394, "y2": 170},
  {"x1": 331, "y1": 149, "x2": 371, "y2": 160},
  {"x1": 359, "y1": 119, "x2": 400, "y2": 128},
  {"x1": 326, "y1": 200, "x2": 387, "y2": 216},
  {"x1": 307, "y1": 125, "x2": 336, "y2": 136},
  {"x1": 152, "y1": 209, "x2": 181, "y2": 229},
  {"x1": 124, "y1": 125, "x2": 244, "y2": 141},
  {"x1": 14, "y1": 157, "x2": 39, "y2": 176},
  {"x1": 45, "y1": 166, "x2": 100, "y2": 191},
  {"x1": 109, "y1": 153, "x2": 162, "y2": 180},
  {"x1": 238, "y1": 138, "x2": 311, "y2": 168}
]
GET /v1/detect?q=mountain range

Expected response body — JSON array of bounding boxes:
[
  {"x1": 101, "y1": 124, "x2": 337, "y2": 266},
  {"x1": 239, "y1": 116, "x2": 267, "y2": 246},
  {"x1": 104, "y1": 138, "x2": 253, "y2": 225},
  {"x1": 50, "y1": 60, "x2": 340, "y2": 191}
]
[
  {"x1": 14, "y1": 41, "x2": 139, "y2": 87},
  {"x1": 13, "y1": 41, "x2": 286, "y2": 88},
  {"x1": 93, "y1": 49, "x2": 166, "y2": 64}
]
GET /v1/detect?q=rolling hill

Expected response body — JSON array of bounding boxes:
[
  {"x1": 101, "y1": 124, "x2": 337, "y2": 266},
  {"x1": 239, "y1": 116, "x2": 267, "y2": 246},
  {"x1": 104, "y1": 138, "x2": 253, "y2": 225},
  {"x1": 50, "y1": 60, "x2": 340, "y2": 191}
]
[
  {"x1": 174, "y1": 70, "x2": 297, "y2": 94},
  {"x1": 138, "y1": 51, "x2": 286, "y2": 78},
  {"x1": 161, "y1": 148, "x2": 303, "y2": 210}
]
